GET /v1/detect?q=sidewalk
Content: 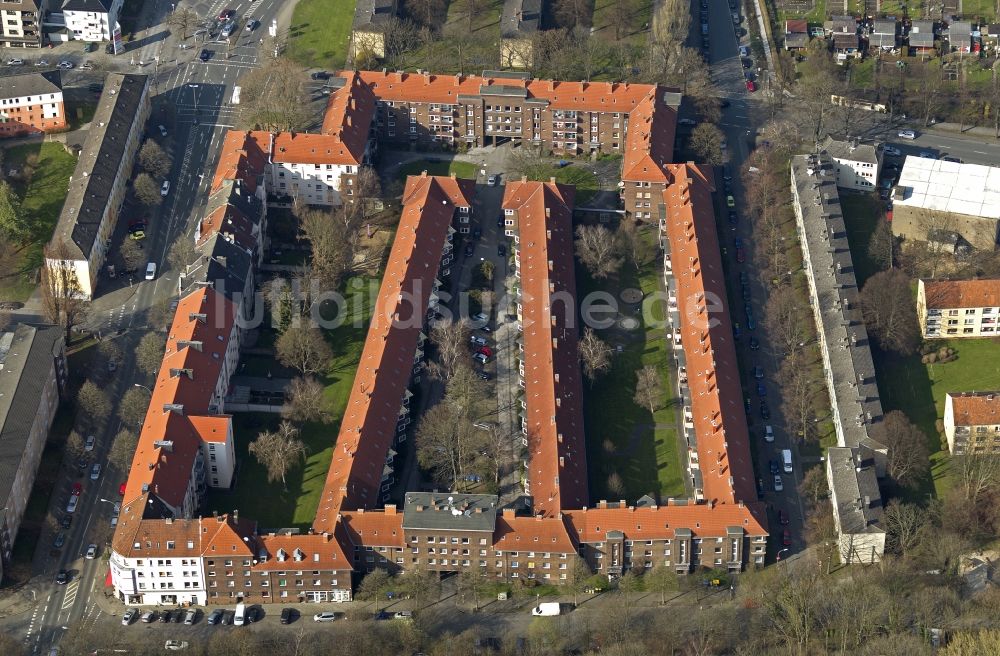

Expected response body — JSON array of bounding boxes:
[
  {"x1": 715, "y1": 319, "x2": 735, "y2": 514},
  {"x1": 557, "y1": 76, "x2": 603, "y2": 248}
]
[{"x1": 926, "y1": 122, "x2": 1000, "y2": 140}]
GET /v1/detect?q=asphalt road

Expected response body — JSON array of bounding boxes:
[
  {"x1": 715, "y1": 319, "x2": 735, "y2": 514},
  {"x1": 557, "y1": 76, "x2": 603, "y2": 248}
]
[
  {"x1": 701, "y1": 0, "x2": 809, "y2": 558},
  {"x1": 9, "y1": 1, "x2": 288, "y2": 653}
]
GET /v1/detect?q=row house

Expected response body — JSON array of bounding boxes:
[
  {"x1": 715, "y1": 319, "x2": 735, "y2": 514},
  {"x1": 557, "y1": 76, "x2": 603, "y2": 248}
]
[
  {"x1": 944, "y1": 392, "x2": 1000, "y2": 455},
  {"x1": 0, "y1": 0, "x2": 40, "y2": 48},
  {"x1": 917, "y1": 278, "x2": 1000, "y2": 339},
  {"x1": 0, "y1": 70, "x2": 62, "y2": 136},
  {"x1": 311, "y1": 173, "x2": 474, "y2": 534},
  {"x1": 501, "y1": 179, "x2": 589, "y2": 514}
]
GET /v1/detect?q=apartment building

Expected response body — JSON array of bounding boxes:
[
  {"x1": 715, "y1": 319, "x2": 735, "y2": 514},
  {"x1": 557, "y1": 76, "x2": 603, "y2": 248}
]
[
  {"x1": 0, "y1": 324, "x2": 65, "y2": 582},
  {"x1": 46, "y1": 74, "x2": 150, "y2": 299},
  {"x1": 819, "y1": 136, "x2": 879, "y2": 191},
  {"x1": 917, "y1": 278, "x2": 1000, "y2": 338},
  {"x1": 0, "y1": 71, "x2": 65, "y2": 137},
  {"x1": 944, "y1": 392, "x2": 1000, "y2": 454},
  {"x1": 501, "y1": 179, "x2": 589, "y2": 515},
  {"x1": 891, "y1": 157, "x2": 1000, "y2": 251},
  {"x1": 0, "y1": 0, "x2": 40, "y2": 49},
  {"x1": 791, "y1": 153, "x2": 887, "y2": 564},
  {"x1": 61, "y1": 0, "x2": 122, "y2": 42}
]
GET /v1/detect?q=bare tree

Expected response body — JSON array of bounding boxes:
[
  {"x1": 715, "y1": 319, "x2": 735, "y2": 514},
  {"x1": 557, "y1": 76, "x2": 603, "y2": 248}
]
[
  {"x1": 563, "y1": 556, "x2": 594, "y2": 606},
  {"x1": 135, "y1": 331, "x2": 166, "y2": 376},
  {"x1": 607, "y1": 471, "x2": 625, "y2": 495},
  {"x1": 282, "y1": 376, "x2": 329, "y2": 423},
  {"x1": 133, "y1": 172, "x2": 162, "y2": 206},
  {"x1": 407, "y1": 0, "x2": 446, "y2": 28},
  {"x1": 882, "y1": 499, "x2": 925, "y2": 556},
  {"x1": 41, "y1": 241, "x2": 86, "y2": 341},
  {"x1": 276, "y1": 324, "x2": 333, "y2": 375},
  {"x1": 78, "y1": 380, "x2": 111, "y2": 425},
  {"x1": 457, "y1": 568, "x2": 488, "y2": 611},
  {"x1": 118, "y1": 387, "x2": 150, "y2": 428},
  {"x1": 578, "y1": 327, "x2": 612, "y2": 385},
  {"x1": 617, "y1": 219, "x2": 650, "y2": 270},
  {"x1": 575, "y1": 224, "x2": 623, "y2": 279},
  {"x1": 237, "y1": 58, "x2": 310, "y2": 132},
  {"x1": 166, "y1": 7, "x2": 199, "y2": 39},
  {"x1": 646, "y1": 562, "x2": 678, "y2": 605},
  {"x1": 356, "y1": 568, "x2": 393, "y2": 612},
  {"x1": 65, "y1": 429, "x2": 86, "y2": 463},
  {"x1": 139, "y1": 140, "x2": 172, "y2": 178},
  {"x1": 553, "y1": 0, "x2": 592, "y2": 30},
  {"x1": 248, "y1": 421, "x2": 309, "y2": 489},
  {"x1": 867, "y1": 217, "x2": 894, "y2": 275},
  {"x1": 479, "y1": 424, "x2": 508, "y2": 488},
  {"x1": 428, "y1": 319, "x2": 470, "y2": 381},
  {"x1": 860, "y1": 269, "x2": 921, "y2": 356},
  {"x1": 777, "y1": 351, "x2": 819, "y2": 443},
  {"x1": 689, "y1": 123, "x2": 726, "y2": 166},
  {"x1": 119, "y1": 238, "x2": 144, "y2": 273},
  {"x1": 398, "y1": 565, "x2": 440, "y2": 610},
  {"x1": 98, "y1": 339, "x2": 122, "y2": 367},
  {"x1": 870, "y1": 410, "x2": 930, "y2": 488},
  {"x1": 764, "y1": 286, "x2": 808, "y2": 358},
  {"x1": 954, "y1": 453, "x2": 1000, "y2": 506},
  {"x1": 108, "y1": 428, "x2": 138, "y2": 472},
  {"x1": 633, "y1": 365, "x2": 663, "y2": 414},
  {"x1": 797, "y1": 465, "x2": 829, "y2": 509},
  {"x1": 415, "y1": 365, "x2": 487, "y2": 489},
  {"x1": 300, "y1": 208, "x2": 351, "y2": 292}
]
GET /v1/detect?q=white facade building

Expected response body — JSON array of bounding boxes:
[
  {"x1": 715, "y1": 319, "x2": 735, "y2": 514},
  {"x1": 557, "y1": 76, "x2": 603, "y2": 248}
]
[
  {"x1": 61, "y1": 0, "x2": 121, "y2": 41},
  {"x1": 819, "y1": 137, "x2": 879, "y2": 191}
]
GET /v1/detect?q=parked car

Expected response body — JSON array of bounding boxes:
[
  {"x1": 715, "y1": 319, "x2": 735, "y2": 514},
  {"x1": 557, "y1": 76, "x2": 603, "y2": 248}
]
[
  {"x1": 145, "y1": 262, "x2": 157, "y2": 280},
  {"x1": 755, "y1": 477, "x2": 765, "y2": 498},
  {"x1": 245, "y1": 19, "x2": 258, "y2": 31},
  {"x1": 487, "y1": 175, "x2": 497, "y2": 186},
  {"x1": 85, "y1": 544, "x2": 98, "y2": 559},
  {"x1": 897, "y1": 129, "x2": 916, "y2": 140},
  {"x1": 6, "y1": 58, "x2": 24, "y2": 66},
  {"x1": 218, "y1": 9, "x2": 235, "y2": 20},
  {"x1": 764, "y1": 425, "x2": 774, "y2": 442},
  {"x1": 773, "y1": 475, "x2": 784, "y2": 492},
  {"x1": 90, "y1": 463, "x2": 102, "y2": 480},
  {"x1": 206, "y1": 609, "x2": 223, "y2": 625},
  {"x1": 84, "y1": 434, "x2": 96, "y2": 451},
  {"x1": 313, "y1": 611, "x2": 338, "y2": 622},
  {"x1": 745, "y1": 80, "x2": 756, "y2": 92},
  {"x1": 141, "y1": 610, "x2": 156, "y2": 623},
  {"x1": 122, "y1": 608, "x2": 138, "y2": 625},
  {"x1": 57, "y1": 60, "x2": 74, "y2": 69},
  {"x1": 883, "y1": 145, "x2": 902, "y2": 157},
  {"x1": 470, "y1": 335, "x2": 487, "y2": 347},
  {"x1": 753, "y1": 366, "x2": 764, "y2": 379},
  {"x1": 760, "y1": 403, "x2": 770, "y2": 420},
  {"x1": 463, "y1": 243, "x2": 474, "y2": 256},
  {"x1": 769, "y1": 459, "x2": 779, "y2": 475},
  {"x1": 164, "y1": 641, "x2": 188, "y2": 651},
  {"x1": 778, "y1": 509, "x2": 789, "y2": 525},
  {"x1": 310, "y1": 71, "x2": 330, "y2": 80},
  {"x1": 756, "y1": 382, "x2": 766, "y2": 397},
  {"x1": 55, "y1": 569, "x2": 69, "y2": 584},
  {"x1": 280, "y1": 608, "x2": 296, "y2": 624},
  {"x1": 158, "y1": 125, "x2": 168, "y2": 137},
  {"x1": 498, "y1": 243, "x2": 506, "y2": 257},
  {"x1": 472, "y1": 227, "x2": 481, "y2": 240},
  {"x1": 66, "y1": 496, "x2": 79, "y2": 513},
  {"x1": 34, "y1": 59, "x2": 49, "y2": 67},
  {"x1": 678, "y1": 118, "x2": 696, "y2": 126},
  {"x1": 736, "y1": 247, "x2": 745, "y2": 263},
  {"x1": 942, "y1": 156, "x2": 962, "y2": 163},
  {"x1": 199, "y1": 49, "x2": 213, "y2": 61},
  {"x1": 749, "y1": 337, "x2": 760, "y2": 350},
  {"x1": 71, "y1": 482, "x2": 83, "y2": 496},
  {"x1": 60, "y1": 515, "x2": 72, "y2": 529},
  {"x1": 782, "y1": 529, "x2": 792, "y2": 546},
  {"x1": 160, "y1": 180, "x2": 170, "y2": 196},
  {"x1": 53, "y1": 532, "x2": 65, "y2": 549}
]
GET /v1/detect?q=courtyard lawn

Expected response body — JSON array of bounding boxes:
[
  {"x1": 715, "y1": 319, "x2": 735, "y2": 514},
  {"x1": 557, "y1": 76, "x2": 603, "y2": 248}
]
[
  {"x1": 398, "y1": 159, "x2": 479, "y2": 182},
  {"x1": 207, "y1": 276, "x2": 376, "y2": 529},
  {"x1": 874, "y1": 338, "x2": 1000, "y2": 498},
  {"x1": 839, "y1": 194, "x2": 882, "y2": 287},
  {"x1": 580, "y1": 227, "x2": 686, "y2": 501},
  {"x1": 517, "y1": 162, "x2": 600, "y2": 205},
  {"x1": 0, "y1": 142, "x2": 78, "y2": 301},
  {"x1": 286, "y1": 0, "x2": 357, "y2": 70}
]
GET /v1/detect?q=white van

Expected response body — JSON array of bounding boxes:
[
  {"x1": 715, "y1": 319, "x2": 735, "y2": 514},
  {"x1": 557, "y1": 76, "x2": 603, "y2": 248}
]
[
  {"x1": 233, "y1": 602, "x2": 246, "y2": 626},
  {"x1": 781, "y1": 449, "x2": 793, "y2": 474},
  {"x1": 145, "y1": 262, "x2": 157, "y2": 280}
]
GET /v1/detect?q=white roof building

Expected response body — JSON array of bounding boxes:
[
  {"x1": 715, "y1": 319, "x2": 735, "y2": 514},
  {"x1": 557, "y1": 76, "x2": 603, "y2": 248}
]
[{"x1": 894, "y1": 157, "x2": 1000, "y2": 220}]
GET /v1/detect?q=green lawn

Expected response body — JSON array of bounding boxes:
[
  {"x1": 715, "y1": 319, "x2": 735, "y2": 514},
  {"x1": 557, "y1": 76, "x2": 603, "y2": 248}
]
[
  {"x1": 398, "y1": 159, "x2": 479, "y2": 182},
  {"x1": 777, "y1": 0, "x2": 826, "y2": 25},
  {"x1": 874, "y1": 338, "x2": 1000, "y2": 498},
  {"x1": 580, "y1": 227, "x2": 685, "y2": 501},
  {"x1": 443, "y1": 0, "x2": 504, "y2": 34},
  {"x1": 207, "y1": 276, "x2": 376, "y2": 528},
  {"x1": 0, "y1": 142, "x2": 77, "y2": 301},
  {"x1": 516, "y1": 162, "x2": 600, "y2": 205},
  {"x1": 286, "y1": 0, "x2": 357, "y2": 70},
  {"x1": 839, "y1": 194, "x2": 882, "y2": 287},
  {"x1": 962, "y1": 0, "x2": 998, "y2": 21}
]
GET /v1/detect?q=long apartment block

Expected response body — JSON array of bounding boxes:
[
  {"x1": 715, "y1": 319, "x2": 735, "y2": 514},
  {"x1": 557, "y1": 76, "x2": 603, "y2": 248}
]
[{"x1": 110, "y1": 69, "x2": 766, "y2": 606}]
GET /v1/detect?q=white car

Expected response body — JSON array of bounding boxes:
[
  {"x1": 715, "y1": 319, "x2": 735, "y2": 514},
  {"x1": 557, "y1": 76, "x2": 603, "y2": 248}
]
[
  {"x1": 145, "y1": 262, "x2": 157, "y2": 280},
  {"x1": 763, "y1": 425, "x2": 774, "y2": 443},
  {"x1": 122, "y1": 608, "x2": 138, "y2": 625},
  {"x1": 313, "y1": 611, "x2": 338, "y2": 622},
  {"x1": 773, "y1": 475, "x2": 783, "y2": 492},
  {"x1": 164, "y1": 640, "x2": 188, "y2": 651},
  {"x1": 6, "y1": 58, "x2": 23, "y2": 66},
  {"x1": 487, "y1": 175, "x2": 497, "y2": 186},
  {"x1": 66, "y1": 496, "x2": 79, "y2": 513},
  {"x1": 57, "y1": 61, "x2": 74, "y2": 69},
  {"x1": 84, "y1": 434, "x2": 96, "y2": 451},
  {"x1": 158, "y1": 125, "x2": 168, "y2": 137},
  {"x1": 90, "y1": 463, "x2": 102, "y2": 480},
  {"x1": 160, "y1": 180, "x2": 170, "y2": 196},
  {"x1": 34, "y1": 59, "x2": 49, "y2": 67},
  {"x1": 897, "y1": 129, "x2": 916, "y2": 140},
  {"x1": 85, "y1": 544, "x2": 98, "y2": 559}
]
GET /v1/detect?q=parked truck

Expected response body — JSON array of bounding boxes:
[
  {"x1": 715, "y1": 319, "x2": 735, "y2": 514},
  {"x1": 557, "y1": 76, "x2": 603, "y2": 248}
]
[{"x1": 531, "y1": 602, "x2": 561, "y2": 616}]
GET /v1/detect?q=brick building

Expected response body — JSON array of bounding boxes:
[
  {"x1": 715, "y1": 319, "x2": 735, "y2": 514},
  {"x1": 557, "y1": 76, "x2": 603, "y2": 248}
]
[{"x1": 0, "y1": 71, "x2": 65, "y2": 136}]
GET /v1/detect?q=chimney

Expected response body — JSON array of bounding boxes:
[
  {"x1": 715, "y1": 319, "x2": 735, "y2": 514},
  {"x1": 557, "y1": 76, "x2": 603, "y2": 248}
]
[
  {"x1": 347, "y1": 115, "x2": 352, "y2": 127},
  {"x1": 350, "y1": 98, "x2": 356, "y2": 110},
  {"x1": 385, "y1": 504, "x2": 397, "y2": 515}
]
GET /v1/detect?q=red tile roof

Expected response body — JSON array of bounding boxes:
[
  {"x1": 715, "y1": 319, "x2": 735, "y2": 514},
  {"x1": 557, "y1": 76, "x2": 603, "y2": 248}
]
[
  {"x1": 254, "y1": 532, "x2": 352, "y2": 572},
  {"x1": 493, "y1": 511, "x2": 576, "y2": 553},
  {"x1": 562, "y1": 501, "x2": 768, "y2": 542},
  {"x1": 319, "y1": 70, "x2": 378, "y2": 161},
  {"x1": 313, "y1": 174, "x2": 474, "y2": 531},
  {"x1": 211, "y1": 130, "x2": 269, "y2": 194},
  {"x1": 621, "y1": 92, "x2": 677, "y2": 183},
  {"x1": 121, "y1": 287, "x2": 237, "y2": 510},
  {"x1": 662, "y1": 164, "x2": 757, "y2": 505},
  {"x1": 200, "y1": 515, "x2": 256, "y2": 557},
  {"x1": 351, "y1": 70, "x2": 662, "y2": 112},
  {"x1": 921, "y1": 278, "x2": 1000, "y2": 310},
  {"x1": 503, "y1": 180, "x2": 588, "y2": 515},
  {"x1": 338, "y1": 507, "x2": 405, "y2": 548},
  {"x1": 786, "y1": 19, "x2": 808, "y2": 33},
  {"x1": 948, "y1": 392, "x2": 1000, "y2": 427},
  {"x1": 271, "y1": 132, "x2": 360, "y2": 166},
  {"x1": 196, "y1": 197, "x2": 257, "y2": 250}
]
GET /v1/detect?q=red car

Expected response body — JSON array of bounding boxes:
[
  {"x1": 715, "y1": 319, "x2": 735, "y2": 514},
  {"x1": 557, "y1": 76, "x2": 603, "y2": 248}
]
[
  {"x1": 782, "y1": 529, "x2": 792, "y2": 547},
  {"x1": 778, "y1": 509, "x2": 789, "y2": 525},
  {"x1": 119, "y1": 481, "x2": 127, "y2": 496},
  {"x1": 745, "y1": 80, "x2": 756, "y2": 92},
  {"x1": 476, "y1": 346, "x2": 493, "y2": 358},
  {"x1": 71, "y1": 482, "x2": 83, "y2": 496},
  {"x1": 219, "y1": 9, "x2": 235, "y2": 20}
]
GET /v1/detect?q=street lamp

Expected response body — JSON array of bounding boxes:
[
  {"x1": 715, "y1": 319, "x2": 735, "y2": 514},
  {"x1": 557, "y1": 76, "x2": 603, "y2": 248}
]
[
  {"x1": 776, "y1": 548, "x2": 790, "y2": 561},
  {"x1": 133, "y1": 383, "x2": 152, "y2": 394}
]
